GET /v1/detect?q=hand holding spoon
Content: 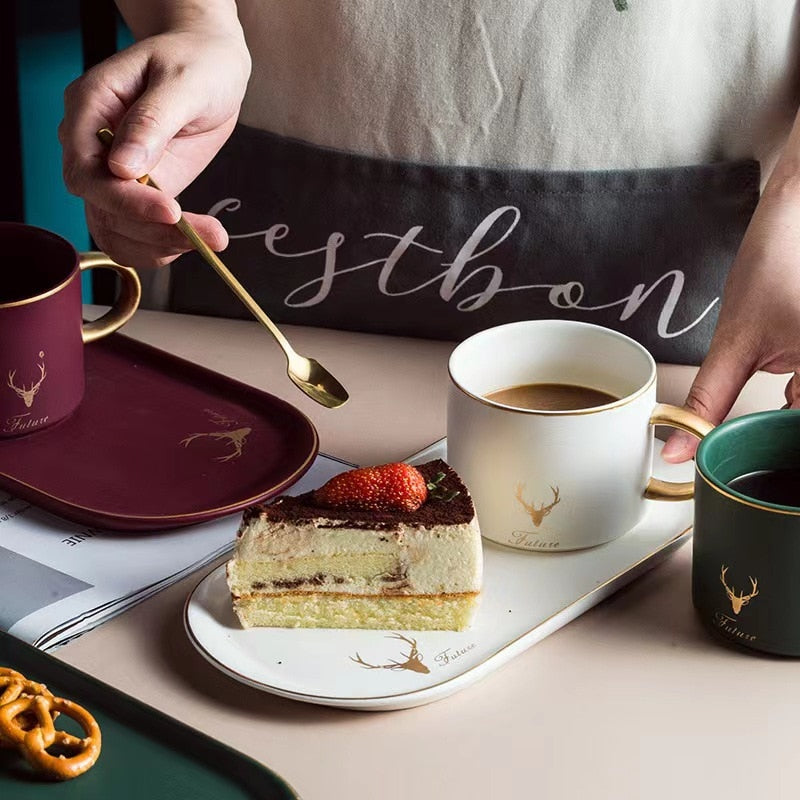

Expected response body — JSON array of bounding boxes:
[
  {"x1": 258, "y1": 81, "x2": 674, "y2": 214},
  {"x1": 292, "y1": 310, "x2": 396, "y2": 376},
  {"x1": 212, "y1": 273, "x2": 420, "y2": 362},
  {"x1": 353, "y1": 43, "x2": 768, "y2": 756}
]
[{"x1": 96, "y1": 128, "x2": 348, "y2": 409}]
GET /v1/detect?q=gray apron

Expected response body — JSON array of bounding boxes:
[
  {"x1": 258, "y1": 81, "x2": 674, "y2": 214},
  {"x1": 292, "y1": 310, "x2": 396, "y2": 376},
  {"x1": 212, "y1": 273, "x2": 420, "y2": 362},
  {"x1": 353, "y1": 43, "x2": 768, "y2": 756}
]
[{"x1": 173, "y1": 124, "x2": 760, "y2": 365}]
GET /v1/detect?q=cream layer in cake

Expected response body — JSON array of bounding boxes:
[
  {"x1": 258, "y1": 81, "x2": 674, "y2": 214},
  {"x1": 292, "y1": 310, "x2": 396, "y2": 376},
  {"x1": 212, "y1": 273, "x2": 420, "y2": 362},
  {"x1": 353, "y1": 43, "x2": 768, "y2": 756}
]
[{"x1": 227, "y1": 460, "x2": 482, "y2": 631}]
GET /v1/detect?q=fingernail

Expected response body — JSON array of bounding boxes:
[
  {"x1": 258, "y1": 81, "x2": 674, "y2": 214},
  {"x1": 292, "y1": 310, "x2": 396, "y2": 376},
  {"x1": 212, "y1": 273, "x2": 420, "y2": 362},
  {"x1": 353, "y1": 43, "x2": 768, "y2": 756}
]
[
  {"x1": 212, "y1": 225, "x2": 229, "y2": 251},
  {"x1": 166, "y1": 201, "x2": 181, "y2": 223},
  {"x1": 110, "y1": 143, "x2": 147, "y2": 172}
]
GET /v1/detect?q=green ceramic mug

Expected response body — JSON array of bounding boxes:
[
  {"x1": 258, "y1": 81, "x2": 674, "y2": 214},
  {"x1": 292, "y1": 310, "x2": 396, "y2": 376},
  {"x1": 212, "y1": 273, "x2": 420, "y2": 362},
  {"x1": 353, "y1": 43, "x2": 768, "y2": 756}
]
[{"x1": 693, "y1": 410, "x2": 800, "y2": 656}]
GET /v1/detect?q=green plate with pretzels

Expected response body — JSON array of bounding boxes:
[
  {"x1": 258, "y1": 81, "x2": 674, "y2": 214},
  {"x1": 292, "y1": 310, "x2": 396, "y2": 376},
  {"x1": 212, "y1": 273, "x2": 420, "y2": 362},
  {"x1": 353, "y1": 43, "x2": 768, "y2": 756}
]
[{"x1": 0, "y1": 631, "x2": 299, "y2": 798}]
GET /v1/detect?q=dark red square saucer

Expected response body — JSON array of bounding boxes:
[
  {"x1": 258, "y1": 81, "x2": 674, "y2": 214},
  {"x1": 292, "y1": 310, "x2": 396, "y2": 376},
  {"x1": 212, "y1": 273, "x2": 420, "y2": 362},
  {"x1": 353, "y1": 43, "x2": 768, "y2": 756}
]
[{"x1": 0, "y1": 333, "x2": 319, "y2": 531}]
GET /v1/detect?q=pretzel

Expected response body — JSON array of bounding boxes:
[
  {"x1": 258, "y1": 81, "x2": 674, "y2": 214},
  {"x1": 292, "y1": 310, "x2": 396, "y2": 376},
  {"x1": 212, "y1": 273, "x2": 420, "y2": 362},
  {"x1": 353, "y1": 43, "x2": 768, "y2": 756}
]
[
  {"x1": 0, "y1": 668, "x2": 29, "y2": 707},
  {"x1": 0, "y1": 666, "x2": 100, "y2": 780},
  {"x1": 0, "y1": 694, "x2": 101, "y2": 780},
  {"x1": 0, "y1": 673, "x2": 52, "y2": 705},
  {"x1": 0, "y1": 672, "x2": 55, "y2": 749}
]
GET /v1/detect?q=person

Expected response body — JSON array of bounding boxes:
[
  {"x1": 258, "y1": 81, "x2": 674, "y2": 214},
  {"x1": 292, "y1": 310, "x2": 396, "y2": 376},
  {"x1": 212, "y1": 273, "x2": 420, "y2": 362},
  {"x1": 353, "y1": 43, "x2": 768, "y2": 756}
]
[{"x1": 59, "y1": 0, "x2": 800, "y2": 460}]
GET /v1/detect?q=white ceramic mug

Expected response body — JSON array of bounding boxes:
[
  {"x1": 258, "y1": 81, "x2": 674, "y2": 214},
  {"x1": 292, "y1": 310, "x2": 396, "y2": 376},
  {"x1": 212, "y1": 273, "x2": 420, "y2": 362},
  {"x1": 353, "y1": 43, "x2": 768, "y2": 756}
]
[{"x1": 447, "y1": 320, "x2": 712, "y2": 551}]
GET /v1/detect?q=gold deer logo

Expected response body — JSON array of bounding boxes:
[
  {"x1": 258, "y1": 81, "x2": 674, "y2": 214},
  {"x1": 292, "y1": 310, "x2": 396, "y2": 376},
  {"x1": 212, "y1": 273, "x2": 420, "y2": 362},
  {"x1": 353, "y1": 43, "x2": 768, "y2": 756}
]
[
  {"x1": 515, "y1": 483, "x2": 561, "y2": 527},
  {"x1": 350, "y1": 634, "x2": 431, "y2": 674},
  {"x1": 180, "y1": 427, "x2": 251, "y2": 462},
  {"x1": 7, "y1": 356, "x2": 46, "y2": 408},
  {"x1": 720, "y1": 565, "x2": 759, "y2": 615}
]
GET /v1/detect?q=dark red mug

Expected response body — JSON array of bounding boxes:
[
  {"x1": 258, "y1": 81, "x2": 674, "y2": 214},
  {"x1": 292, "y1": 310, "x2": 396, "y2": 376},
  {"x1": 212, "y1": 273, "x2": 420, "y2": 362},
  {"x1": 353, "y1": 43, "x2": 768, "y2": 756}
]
[{"x1": 0, "y1": 222, "x2": 141, "y2": 437}]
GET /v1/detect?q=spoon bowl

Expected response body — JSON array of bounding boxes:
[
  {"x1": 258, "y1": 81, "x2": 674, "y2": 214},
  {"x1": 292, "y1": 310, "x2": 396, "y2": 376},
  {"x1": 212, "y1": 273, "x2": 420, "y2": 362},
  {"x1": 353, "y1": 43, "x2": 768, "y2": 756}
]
[{"x1": 287, "y1": 353, "x2": 350, "y2": 409}]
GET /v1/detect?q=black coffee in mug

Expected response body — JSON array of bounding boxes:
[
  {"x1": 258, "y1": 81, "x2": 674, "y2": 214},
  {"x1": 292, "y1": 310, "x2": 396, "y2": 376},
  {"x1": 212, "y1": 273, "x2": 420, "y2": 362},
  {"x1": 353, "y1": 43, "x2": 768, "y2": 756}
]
[
  {"x1": 727, "y1": 468, "x2": 800, "y2": 507},
  {"x1": 484, "y1": 382, "x2": 618, "y2": 411}
]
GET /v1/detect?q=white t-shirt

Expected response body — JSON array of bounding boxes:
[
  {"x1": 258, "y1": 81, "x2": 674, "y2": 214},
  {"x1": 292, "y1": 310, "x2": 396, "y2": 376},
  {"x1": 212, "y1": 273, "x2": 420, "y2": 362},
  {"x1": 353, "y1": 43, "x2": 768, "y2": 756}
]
[{"x1": 236, "y1": 0, "x2": 798, "y2": 179}]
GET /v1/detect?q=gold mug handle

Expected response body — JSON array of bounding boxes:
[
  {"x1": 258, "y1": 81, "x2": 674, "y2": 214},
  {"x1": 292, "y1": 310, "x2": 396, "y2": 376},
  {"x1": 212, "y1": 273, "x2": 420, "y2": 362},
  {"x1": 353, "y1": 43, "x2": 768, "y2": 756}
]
[
  {"x1": 644, "y1": 403, "x2": 714, "y2": 501},
  {"x1": 78, "y1": 252, "x2": 141, "y2": 344}
]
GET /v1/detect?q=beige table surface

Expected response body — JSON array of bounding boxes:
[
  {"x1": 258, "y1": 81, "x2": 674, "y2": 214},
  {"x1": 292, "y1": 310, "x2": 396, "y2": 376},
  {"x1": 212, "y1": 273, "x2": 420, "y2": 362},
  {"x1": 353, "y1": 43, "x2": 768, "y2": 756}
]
[{"x1": 56, "y1": 307, "x2": 796, "y2": 799}]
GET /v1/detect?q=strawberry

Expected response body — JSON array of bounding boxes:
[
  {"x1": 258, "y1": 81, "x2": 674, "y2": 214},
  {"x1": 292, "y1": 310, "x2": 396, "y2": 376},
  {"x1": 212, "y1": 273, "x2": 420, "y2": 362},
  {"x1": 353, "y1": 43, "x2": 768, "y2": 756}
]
[{"x1": 313, "y1": 463, "x2": 428, "y2": 512}]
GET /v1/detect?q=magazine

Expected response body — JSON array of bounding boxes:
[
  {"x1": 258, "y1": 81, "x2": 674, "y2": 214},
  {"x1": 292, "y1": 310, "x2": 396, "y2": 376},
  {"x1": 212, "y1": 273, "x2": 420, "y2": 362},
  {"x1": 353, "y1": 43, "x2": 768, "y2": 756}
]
[{"x1": 0, "y1": 453, "x2": 352, "y2": 650}]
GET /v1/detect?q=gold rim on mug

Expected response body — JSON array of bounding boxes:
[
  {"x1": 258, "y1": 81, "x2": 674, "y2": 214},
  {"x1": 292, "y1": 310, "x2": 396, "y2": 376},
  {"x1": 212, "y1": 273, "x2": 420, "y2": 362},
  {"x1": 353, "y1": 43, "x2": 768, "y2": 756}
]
[
  {"x1": 0, "y1": 223, "x2": 83, "y2": 309},
  {"x1": 0, "y1": 269, "x2": 77, "y2": 310},
  {"x1": 448, "y1": 370, "x2": 657, "y2": 417},
  {"x1": 448, "y1": 321, "x2": 657, "y2": 417}
]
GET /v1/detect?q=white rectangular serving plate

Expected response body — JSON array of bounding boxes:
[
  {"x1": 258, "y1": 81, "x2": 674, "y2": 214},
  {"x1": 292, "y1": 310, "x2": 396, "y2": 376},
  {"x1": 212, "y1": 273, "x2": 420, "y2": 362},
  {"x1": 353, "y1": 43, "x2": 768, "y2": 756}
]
[{"x1": 184, "y1": 438, "x2": 693, "y2": 711}]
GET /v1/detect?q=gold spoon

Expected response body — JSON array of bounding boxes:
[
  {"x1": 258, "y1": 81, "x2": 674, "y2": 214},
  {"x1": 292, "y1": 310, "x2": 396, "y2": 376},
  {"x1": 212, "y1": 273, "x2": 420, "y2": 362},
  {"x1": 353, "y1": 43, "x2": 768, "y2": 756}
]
[{"x1": 96, "y1": 128, "x2": 349, "y2": 409}]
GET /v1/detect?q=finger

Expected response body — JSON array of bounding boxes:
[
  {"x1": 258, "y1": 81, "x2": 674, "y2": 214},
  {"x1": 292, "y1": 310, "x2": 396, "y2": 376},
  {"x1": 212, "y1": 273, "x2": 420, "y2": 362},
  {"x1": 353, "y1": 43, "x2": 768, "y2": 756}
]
[
  {"x1": 88, "y1": 226, "x2": 189, "y2": 270},
  {"x1": 107, "y1": 74, "x2": 203, "y2": 180},
  {"x1": 177, "y1": 212, "x2": 230, "y2": 251},
  {"x1": 71, "y1": 162, "x2": 182, "y2": 227},
  {"x1": 62, "y1": 95, "x2": 180, "y2": 225},
  {"x1": 60, "y1": 67, "x2": 179, "y2": 224},
  {"x1": 661, "y1": 344, "x2": 754, "y2": 463},
  {"x1": 60, "y1": 67, "x2": 191, "y2": 222},
  {"x1": 88, "y1": 209, "x2": 229, "y2": 269},
  {"x1": 60, "y1": 70, "x2": 126, "y2": 191},
  {"x1": 785, "y1": 373, "x2": 800, "y2": 409},
  {"x1": 88, "y1": 206, "x2": 228, "y2": 252},
  {"x1": 64, "y1": 136, "x2": 182, "y2": 229}
]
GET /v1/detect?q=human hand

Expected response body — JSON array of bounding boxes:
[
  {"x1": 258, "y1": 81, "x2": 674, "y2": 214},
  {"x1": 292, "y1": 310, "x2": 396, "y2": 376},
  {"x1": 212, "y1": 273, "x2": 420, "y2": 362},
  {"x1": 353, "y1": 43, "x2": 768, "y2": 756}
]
[
  {"x1": 60, "y1": 26, "x2": 251, "y2": 268},
  {"x1": 661, "y1": 174, "x2": 800, "y2": 463}
]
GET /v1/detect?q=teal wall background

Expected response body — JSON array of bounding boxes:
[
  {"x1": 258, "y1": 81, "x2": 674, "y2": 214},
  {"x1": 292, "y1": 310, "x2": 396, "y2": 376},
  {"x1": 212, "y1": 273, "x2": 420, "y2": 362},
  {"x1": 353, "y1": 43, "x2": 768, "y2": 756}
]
[{"x1": 16, "y1": 1, "x2": 131, "y2": 302}]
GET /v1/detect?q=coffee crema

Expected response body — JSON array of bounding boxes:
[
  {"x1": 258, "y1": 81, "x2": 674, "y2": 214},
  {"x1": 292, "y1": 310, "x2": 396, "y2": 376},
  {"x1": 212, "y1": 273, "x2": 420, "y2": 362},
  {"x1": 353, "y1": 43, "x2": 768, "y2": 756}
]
[
  {"x1": 726, "y1": 469, "x2": 800, "y2": 507},
  {"x1": 484, "y1": 382, "x2": 619, "y2": 411}
]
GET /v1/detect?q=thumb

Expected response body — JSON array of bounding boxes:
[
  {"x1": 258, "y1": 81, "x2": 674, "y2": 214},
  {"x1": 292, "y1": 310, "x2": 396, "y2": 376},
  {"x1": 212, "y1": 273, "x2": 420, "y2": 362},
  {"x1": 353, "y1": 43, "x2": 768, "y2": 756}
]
[
  {"x1": 661, "y1": 346, "x2": 753, "y2": 463},
  {"x1": 107, "y1": 79, "x2": 195, "y2": 179}
]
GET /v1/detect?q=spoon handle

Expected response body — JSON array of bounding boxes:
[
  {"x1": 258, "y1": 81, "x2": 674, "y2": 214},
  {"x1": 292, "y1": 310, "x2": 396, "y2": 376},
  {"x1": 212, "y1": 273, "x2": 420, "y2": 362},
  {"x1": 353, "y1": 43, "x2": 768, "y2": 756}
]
[{"x1": 95, "y1": 128, "x2": 293, "y2": 355}]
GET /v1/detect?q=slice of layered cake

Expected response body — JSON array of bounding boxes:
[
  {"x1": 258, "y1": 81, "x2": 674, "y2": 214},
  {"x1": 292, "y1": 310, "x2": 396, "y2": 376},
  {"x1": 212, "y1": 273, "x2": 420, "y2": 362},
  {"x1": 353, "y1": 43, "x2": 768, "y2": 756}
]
[{"x1": 226, "y1": 460, "x2": 482, "y2": 630}]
